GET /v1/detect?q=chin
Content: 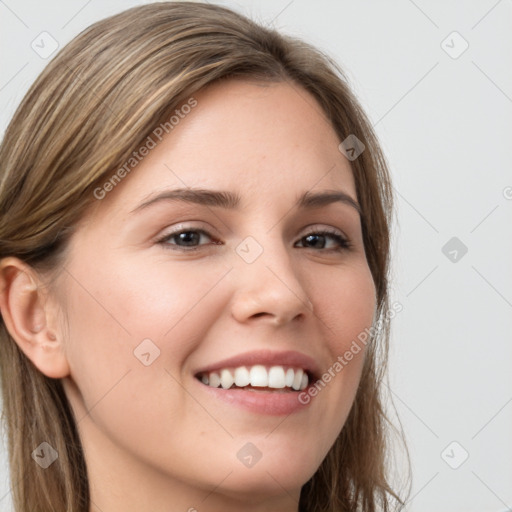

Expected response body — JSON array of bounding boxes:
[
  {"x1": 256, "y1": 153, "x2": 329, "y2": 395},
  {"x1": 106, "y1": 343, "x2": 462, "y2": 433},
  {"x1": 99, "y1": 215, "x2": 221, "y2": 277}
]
[
  {"x1": 216, "y1": 442, "x2": 324, "y2": 498},
  {"x1": 213, "y1": 463, "x2": 313, "y2": 502}
]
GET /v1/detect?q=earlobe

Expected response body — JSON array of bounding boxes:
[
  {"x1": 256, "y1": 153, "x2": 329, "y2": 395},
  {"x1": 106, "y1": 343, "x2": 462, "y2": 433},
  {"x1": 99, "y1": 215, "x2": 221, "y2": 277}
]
[{"x1": 0, "y1": 257, "x2": 70, "y2": 379}]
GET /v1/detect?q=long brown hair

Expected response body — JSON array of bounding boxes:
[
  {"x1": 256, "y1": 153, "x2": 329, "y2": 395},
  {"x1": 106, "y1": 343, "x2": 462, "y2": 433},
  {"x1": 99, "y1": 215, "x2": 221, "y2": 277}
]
[{"x1": 0, "y1": 2, "x2": 410, "y2": 510}]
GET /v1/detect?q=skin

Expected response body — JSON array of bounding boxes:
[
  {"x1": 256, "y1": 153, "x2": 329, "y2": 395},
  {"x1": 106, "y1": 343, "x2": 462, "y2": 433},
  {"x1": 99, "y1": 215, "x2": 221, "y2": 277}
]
[{"x1": 0, "y1": 79, "x2": 376, "y2": 512}]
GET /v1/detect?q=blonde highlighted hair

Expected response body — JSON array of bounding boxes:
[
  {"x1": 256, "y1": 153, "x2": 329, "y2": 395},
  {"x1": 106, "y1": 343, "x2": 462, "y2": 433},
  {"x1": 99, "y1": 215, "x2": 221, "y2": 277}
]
[{"x1": 0, "y1": 2, "x2": 410, "y2": 510}]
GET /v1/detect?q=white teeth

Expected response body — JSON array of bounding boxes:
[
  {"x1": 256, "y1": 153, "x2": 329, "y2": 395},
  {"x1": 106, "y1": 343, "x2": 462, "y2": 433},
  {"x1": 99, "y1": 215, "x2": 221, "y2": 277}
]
[
  {"x1": 234, "y1": 366, "x2": 250, "y2": 387},
  {"x1": 220, "y1": 369, "x2": 234, "y2": 389},
  {"x1": 292, "y1": 368, "x2": 303, "y2": 391},
  {"x1": 209, "y1": 372, "x2": 220, "y2": 388},
  {"x1": 268, "y1": 366, "x2": 286, "y2": 388},
  {"x1": 300, "y1": 372, "x2": 308, "y2": 391},
  {"x1": 199, "y1": 365, "x2": 310, "y2": 391},
  {"x1": 285, "y1": 368, "x2": 294, "y2": 387},
  {"x1": 250, "y1": 365, "x2": 268, "y2": 387}
]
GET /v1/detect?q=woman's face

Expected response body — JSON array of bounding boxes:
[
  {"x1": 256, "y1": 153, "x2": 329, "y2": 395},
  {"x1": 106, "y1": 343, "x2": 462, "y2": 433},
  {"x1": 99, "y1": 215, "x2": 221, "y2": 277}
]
[{"x1": 57, "y1": 79, "x2": 377, "y2": 509}]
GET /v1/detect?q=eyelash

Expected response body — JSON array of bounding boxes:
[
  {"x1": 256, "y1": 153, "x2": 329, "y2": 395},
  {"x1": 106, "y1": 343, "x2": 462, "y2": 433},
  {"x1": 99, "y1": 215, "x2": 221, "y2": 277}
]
[{"x1": 156, "y1": 226, "x2": 352, "y2": 253}]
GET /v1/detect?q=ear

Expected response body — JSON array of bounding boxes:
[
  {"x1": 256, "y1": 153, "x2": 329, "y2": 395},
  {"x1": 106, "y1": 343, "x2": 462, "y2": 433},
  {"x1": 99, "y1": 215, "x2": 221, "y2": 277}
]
[{"x1": 0, "y1": 257, "x2": 70, "y2": 379}]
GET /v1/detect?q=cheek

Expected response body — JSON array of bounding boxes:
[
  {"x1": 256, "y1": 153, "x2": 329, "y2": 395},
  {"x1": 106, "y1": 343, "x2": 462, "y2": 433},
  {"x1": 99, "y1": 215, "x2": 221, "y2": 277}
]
[
  {"x1": 60, "y1": 255, "x2": 230, "y2": 403},
  {"x1": 60, "y1": 257, "x2": 236, "y2": 476},
  {"x1": 112, "y1": 256, "x2": 232, "y2": 347},
  {"x1": 314, "y1": 261, "x2": 377, "y2": 354},
  {"x1": 302, "y1": 262, "x2": 376, "y2": 447}
]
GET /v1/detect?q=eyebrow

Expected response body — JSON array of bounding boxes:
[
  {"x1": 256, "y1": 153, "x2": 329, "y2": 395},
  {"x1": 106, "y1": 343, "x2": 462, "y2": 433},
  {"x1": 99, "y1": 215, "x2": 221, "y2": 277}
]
[{"x1": 129, "y1": 188, "x2": 362, "y2": 216}]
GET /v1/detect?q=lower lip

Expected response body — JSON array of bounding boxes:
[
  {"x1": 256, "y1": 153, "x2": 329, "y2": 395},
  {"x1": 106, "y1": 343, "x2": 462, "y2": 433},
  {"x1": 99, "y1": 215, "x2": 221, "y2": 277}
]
[{"x1": 194, "y1": 378, "x2": 313, "y2": 415}]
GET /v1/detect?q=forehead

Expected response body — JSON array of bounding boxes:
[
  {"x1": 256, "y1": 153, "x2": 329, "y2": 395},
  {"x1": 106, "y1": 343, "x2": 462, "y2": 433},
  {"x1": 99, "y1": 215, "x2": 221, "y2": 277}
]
[{"x1": 92, "y1": 79, "x2": 357, "y2": 217}]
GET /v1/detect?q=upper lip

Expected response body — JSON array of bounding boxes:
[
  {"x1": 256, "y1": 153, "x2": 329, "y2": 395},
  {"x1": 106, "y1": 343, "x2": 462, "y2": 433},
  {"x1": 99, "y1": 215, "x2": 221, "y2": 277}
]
[{"x1": 194, "y1": 349, "x2": 321, "y2": 380}]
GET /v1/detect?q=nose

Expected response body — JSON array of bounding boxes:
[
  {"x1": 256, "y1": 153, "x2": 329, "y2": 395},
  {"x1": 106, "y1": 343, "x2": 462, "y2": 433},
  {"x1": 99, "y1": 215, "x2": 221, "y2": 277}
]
[{"x1": 229, "y1": 238, "x2": 314, "y2": 327}]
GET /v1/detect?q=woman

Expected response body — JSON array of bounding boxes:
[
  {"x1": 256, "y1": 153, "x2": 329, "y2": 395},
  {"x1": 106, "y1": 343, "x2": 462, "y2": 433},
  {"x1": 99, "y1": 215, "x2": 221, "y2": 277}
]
[{"x1": 0, "y1": 2, "x2": 409, "y2": 511}]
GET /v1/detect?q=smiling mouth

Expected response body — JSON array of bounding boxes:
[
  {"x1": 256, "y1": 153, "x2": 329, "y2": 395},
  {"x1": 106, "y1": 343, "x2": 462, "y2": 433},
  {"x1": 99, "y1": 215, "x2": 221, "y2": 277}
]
[{"x1": 195, "y1": 364, "x2": 311, "y2": 392}]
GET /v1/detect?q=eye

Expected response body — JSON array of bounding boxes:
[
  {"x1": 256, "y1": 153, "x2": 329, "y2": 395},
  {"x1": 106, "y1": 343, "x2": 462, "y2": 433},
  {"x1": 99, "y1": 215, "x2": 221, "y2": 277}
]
[
  {"x1": 156, "y1": 225, "x2": 351, "y2": 253},
  {"x1": 295, "y1": 228, "x2": 351, "y2": 252},
  {"x1": 157, "y1": 227, "x2": 219, "y2": 251}
]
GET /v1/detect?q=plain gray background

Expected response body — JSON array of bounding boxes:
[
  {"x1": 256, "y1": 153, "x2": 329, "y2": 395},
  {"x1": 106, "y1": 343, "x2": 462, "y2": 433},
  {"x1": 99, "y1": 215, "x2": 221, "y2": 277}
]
[{"x1": 1, "y1": 1, "x2": 511, "y2": 511}]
